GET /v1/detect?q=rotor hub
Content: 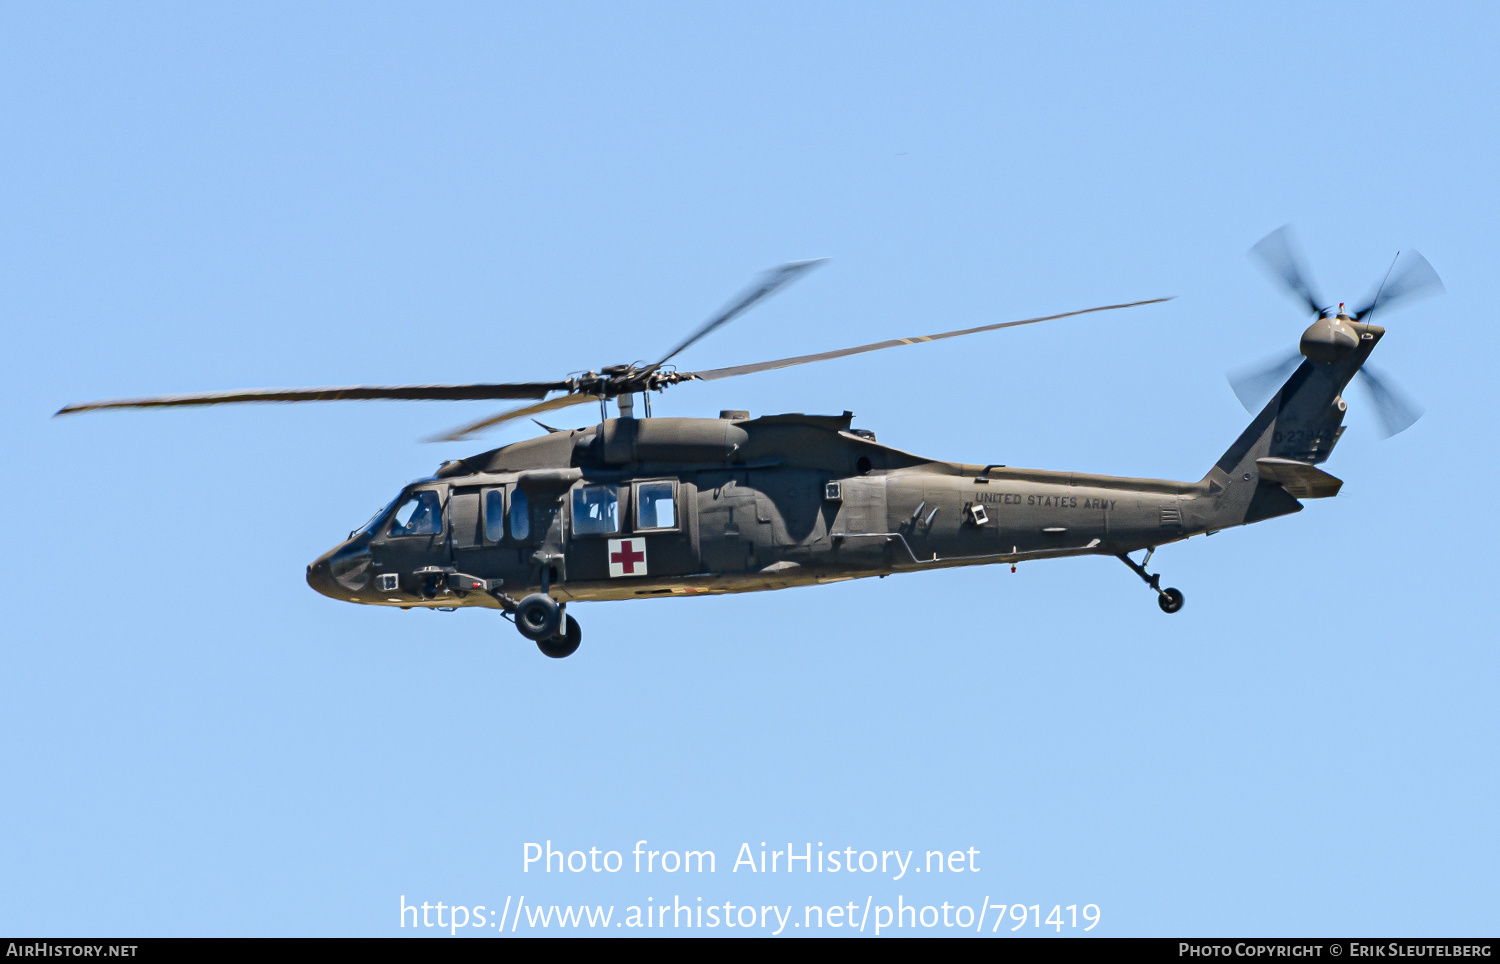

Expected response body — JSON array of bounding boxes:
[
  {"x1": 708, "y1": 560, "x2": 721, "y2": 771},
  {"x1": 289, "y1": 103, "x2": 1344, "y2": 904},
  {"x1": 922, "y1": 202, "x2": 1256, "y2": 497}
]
[{"x1": 1299, "y1": 315, "x2": 1361, "y2": 364}]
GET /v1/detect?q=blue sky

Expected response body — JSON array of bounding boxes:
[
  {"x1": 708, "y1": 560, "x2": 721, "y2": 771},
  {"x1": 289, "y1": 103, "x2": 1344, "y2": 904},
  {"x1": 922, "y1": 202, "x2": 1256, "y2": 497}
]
[{"x1": 2, "y1": 1, "x2": 1497, "y2": 937}]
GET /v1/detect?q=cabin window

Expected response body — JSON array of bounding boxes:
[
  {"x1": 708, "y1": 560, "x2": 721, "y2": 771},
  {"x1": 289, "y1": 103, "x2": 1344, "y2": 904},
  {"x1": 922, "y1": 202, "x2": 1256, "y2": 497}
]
[
  {"x1": 571, "y1": 484, "x2": 620, "y2": 535},
  {"x1": 483, "y1": 489, "x2": 505, "y2": 543},
  {"x1": 636, "y1": 481, "x2": 677, "y2": 530},
  {"x1": 509, "y1": 487, "x2": 531, "y2": 541},
  {"x1": 388, "y1": 490, "x2": 442, "y2": 537}
]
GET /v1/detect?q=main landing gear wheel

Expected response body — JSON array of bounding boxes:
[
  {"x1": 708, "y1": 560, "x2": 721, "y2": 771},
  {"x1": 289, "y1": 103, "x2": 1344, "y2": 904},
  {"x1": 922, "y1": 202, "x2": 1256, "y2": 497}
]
[
  {"x1": 1157, "y1": 588, "x2": 1185, "y2": 614},
  {"x1": 537, "y1": 615, "x2": 581, "y2": 659},
  {"x1": 514, "y1": 593, "x2": 561, "y2": 641}
]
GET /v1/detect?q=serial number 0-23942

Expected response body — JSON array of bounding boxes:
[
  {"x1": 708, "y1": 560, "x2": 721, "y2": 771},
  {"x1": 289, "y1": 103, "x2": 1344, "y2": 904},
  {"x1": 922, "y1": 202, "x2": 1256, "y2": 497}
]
[{"x1": 1272, "y1": 429, "x2": 1329, "y2": 445}]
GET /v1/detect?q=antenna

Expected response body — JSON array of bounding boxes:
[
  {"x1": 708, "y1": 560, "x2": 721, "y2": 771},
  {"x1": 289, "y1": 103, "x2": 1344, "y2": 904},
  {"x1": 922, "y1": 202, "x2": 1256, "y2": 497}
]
[{"x1": 1365, "y1": 251, "x2": 1400, "y2": 325}]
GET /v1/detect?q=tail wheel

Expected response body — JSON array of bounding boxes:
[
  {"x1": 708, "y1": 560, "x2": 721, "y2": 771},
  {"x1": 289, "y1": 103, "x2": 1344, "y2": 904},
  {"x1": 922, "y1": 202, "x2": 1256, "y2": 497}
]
[
  {"x1": 1157, "y1": 588, "x2": 1185, "y2": 614},
  {"x1": 537, "y1": 615, "x2": 581, "y2": 658}
]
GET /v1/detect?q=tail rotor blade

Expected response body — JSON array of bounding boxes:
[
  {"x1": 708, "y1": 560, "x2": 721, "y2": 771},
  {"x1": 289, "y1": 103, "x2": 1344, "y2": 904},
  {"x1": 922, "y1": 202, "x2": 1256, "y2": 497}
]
[
  {"x1": 1352, "y1": 251, "x2": 1444, "y2": 321},
  {"x1": 1227, "y1": 348, "x2": 1303, "y2": 412},
  {"x1": 1355, "y1": 365, "x2": 1423, "y2": 438},
  {"x1": 1249, "y1": 225, "x2": 1325, "y2": 317}
]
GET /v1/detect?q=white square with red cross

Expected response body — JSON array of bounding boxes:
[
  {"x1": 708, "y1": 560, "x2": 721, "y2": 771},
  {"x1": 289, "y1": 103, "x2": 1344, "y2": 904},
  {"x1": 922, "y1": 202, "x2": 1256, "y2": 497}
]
[{"x1": 607, "y1": 537, "x2": 648, "y2": 578}]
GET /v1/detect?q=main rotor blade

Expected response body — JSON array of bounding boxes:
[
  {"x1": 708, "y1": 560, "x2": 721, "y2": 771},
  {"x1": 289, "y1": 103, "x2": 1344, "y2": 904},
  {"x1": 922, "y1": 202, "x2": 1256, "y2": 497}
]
[
  {"x1": 687, "y1": 298, "x2": 1173, "y2": 383},
  {"x1": 1227, "y1": 348, "x2": 1304, "y2": 412},
  {"x1": 423, "y1": 393, "x2": 595, "y2": 443},
  {"x1": 1355, "y1": 364, "x2": 1423, "y2": 438},
  {"x1": 55, "y1": 381, "x2": 569, "y2": 416},
  {"x1": 1351, "y1": 250, "x2": 1444, "y2": 321},
  {"x1": 1250, "y1": 225, "x2": 1325, "y2": 317},
  {"x1": 653, "y1": 258, "x2": 829, "y2": 369}
]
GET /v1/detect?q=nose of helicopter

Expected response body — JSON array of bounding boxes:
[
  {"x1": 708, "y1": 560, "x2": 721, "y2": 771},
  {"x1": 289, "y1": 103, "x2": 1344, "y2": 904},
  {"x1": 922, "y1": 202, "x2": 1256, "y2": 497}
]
[
  {"x1": 306, "y1": 533, "x2": 376, "y2": 602},
  {"x1": 306, "y1": 547, "x2": 343, "y2": 600}
]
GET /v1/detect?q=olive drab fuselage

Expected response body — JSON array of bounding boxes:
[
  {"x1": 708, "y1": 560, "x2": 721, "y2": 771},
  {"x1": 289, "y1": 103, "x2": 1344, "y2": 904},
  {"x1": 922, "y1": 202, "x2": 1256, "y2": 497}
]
[{"x1": 308, "y1": 410, "x2": 1197, "y2": 609}]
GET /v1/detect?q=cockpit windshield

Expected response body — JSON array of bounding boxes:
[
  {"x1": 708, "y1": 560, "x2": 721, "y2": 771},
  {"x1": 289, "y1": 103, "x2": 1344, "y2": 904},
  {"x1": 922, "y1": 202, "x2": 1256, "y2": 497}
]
[
  {"x1": 357, "y1": 496, "x2": 401, "y2": 536},
  {"x1": 388, "y1": 490, "x2": 443, "y2": 537}
]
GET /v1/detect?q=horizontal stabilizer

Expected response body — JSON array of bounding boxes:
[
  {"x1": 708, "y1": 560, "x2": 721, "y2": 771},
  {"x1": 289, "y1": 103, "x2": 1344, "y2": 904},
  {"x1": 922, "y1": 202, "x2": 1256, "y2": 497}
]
[{"x1": 1256, "y1": 458, "x2": 1343, "y2": 499}]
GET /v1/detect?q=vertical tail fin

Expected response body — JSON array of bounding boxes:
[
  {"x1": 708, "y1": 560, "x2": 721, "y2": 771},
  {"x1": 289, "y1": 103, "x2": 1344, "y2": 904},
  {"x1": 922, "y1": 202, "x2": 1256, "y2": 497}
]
[{"x1": 1195, "y1": 324, "x2": 1382, "y2": 529}]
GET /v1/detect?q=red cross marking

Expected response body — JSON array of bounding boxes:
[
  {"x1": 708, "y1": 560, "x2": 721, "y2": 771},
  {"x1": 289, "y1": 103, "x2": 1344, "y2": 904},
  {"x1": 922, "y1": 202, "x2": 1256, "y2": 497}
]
[{"x1": 611, "y1": 540, "x2": 645, "y2": 573}]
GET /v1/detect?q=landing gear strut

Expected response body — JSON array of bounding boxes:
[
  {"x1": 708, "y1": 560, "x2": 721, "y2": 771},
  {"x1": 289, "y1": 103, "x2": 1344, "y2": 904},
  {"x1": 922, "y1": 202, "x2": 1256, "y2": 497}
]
[{"x1": 1117, "y1": 550, "x2": 1185, "y2": 614}]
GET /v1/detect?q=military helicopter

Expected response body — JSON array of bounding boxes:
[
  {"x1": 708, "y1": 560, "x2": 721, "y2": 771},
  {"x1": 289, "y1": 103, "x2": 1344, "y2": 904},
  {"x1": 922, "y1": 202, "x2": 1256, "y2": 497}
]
[{"x1": 56, "y1": 230, "x2": 1440, "y2": 657}]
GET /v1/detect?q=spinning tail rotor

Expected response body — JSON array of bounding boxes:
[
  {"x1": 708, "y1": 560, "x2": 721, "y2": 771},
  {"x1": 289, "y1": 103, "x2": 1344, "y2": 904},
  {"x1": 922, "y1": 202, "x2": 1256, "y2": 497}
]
[{"x1": 1230, "y1": 225, "x2": 1442, "y2": 438}]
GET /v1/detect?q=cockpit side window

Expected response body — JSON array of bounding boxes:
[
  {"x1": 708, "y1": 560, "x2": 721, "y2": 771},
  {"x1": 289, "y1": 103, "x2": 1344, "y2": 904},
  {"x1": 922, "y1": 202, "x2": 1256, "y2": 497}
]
[
  {"x1": 388, "y1": 490, "x2": 443, "y2": 537},
  {"x1": 570, "y1": 484, "x2": 619, "y2": 536}
]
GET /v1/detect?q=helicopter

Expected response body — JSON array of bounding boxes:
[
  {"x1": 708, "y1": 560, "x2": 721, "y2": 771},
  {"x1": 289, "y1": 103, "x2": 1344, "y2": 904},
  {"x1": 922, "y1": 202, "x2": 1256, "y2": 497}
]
[{"x1": 56, "y1": 230, "x2": 1441, "y2": 657}]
